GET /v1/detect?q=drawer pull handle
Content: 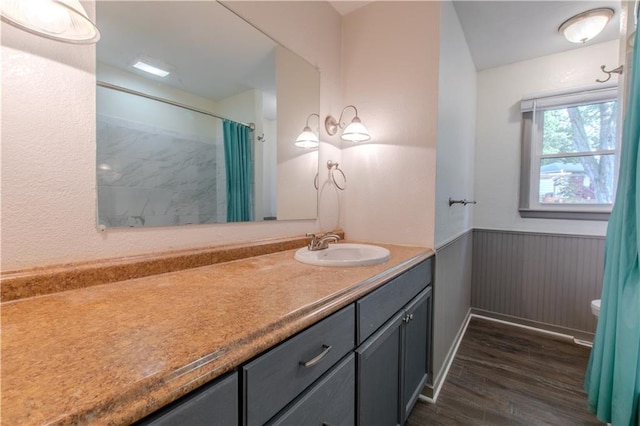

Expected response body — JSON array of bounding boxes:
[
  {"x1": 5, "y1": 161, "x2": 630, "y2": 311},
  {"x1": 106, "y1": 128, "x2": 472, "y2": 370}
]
[{"x1": 300, "y1": 345, "x2": 332, "y2": 367}]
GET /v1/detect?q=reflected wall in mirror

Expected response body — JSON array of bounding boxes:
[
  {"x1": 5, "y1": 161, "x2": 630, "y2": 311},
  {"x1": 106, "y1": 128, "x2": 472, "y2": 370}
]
[{"x1": 96, "y1": 1, "x2": 320, "y2": 227}]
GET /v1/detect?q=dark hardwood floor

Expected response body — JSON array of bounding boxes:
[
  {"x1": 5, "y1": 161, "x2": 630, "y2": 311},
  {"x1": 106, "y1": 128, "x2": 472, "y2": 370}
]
[{"x1": 407, "y1": 317, "x2": 601, "y2": 425}]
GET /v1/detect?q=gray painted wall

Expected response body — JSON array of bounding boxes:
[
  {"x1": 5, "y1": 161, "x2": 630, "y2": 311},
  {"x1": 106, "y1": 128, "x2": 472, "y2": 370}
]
[
  {"x1": 471, "y1": 229, "x2": 604, "y2": 335},
  {"x1": 432, "y1": 231, "x2": 473, "y2": 383}
]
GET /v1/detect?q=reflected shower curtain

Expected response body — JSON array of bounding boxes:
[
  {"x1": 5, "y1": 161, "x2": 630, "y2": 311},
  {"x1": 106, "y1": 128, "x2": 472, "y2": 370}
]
[
  {"x1": 584, "y1": 27, "x2": 640, "y2": 425},
  {"x1": 223, "y1": 120, "x2": 253, "y2": 222}
]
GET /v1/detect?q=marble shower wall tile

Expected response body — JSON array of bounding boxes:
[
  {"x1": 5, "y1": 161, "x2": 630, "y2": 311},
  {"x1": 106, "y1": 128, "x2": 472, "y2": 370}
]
[{"x1": 97, "y1": 115, "x2": 223, "y2": 227}]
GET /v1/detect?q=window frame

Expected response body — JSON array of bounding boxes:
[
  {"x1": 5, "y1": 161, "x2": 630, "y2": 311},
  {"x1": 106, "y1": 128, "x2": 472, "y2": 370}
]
[{"x1": 519, "y1": 85, "x2": 619, "y2": 221}]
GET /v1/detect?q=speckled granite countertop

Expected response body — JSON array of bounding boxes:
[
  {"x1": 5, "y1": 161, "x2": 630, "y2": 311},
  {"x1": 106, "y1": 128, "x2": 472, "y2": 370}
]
[{"x1": 1, "y1": 243, "x2": 432, "y2": 425}]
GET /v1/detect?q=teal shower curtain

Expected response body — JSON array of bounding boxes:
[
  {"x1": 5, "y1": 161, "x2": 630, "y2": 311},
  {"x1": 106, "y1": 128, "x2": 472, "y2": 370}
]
[
  {"x1": 223, "y1": 120, "x2": 253, "y2": 222},
  {"x1": 584, "y1": 28, "x2": 640, "y2": 425}
]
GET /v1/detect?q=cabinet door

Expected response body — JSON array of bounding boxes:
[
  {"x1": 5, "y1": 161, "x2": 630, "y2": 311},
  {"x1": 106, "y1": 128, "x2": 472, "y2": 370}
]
[
  {"x1": 137, "y1": 372, "x2": 238, "y2": 426},
  {"x1": 400, "y1": 287, "x2": 432, "y2": 424},
  {"x1": 356, "y1": 311, "x2": 404, "y2": 426}
]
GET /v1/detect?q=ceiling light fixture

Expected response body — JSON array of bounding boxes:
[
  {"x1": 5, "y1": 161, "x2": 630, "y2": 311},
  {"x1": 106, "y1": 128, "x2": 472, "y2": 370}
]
[
  {"x1": 558, "y1": 8, "x2": 614, "y2": 44},
  {"x1": 0, "y1": 0, "x2": 100, "y2": 44},
  {"x1": 325, "y1": 105, "x2": 371, "y2": 142},
  {"x1": 133, "y1": 61, "x2": 171, "y2": 78}
]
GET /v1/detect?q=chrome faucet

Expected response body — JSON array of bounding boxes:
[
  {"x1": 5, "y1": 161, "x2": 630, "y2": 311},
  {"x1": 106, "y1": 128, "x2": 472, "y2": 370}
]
[{"x1": 306, "y1": 232, "x2": 341, "y2": 251}]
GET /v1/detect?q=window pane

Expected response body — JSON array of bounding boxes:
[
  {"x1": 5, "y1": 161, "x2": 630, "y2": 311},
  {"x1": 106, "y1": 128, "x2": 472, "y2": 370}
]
[
  {"x1": 541, "y1": 101, "x2": 617, "y2": 155},
  {"x1": 539, "y1": 155, "x2": 615, "y2": 204}
]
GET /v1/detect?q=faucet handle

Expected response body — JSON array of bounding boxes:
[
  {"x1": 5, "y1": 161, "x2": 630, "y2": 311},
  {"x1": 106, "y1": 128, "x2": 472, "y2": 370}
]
[
  {"x1": 306, "y1": 233, "x2": 318, "y2": 249},
  {"x1": 320, "y1": 232, "x2": 341, "y2": 240}
]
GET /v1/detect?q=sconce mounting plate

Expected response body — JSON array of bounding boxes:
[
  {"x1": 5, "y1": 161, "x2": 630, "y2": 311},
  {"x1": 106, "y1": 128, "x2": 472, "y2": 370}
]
[{"x1": 325, "y1": 116, "x2": 339, "y2": 136}]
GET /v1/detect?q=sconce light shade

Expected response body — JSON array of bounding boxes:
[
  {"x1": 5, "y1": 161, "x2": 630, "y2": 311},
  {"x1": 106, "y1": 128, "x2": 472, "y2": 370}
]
[
  {"x1": 1, "y1": 0, "x2": 100, "y2": 44},
  {"x1": 558, "y1": 8, "x2": 613, "y2": 44},
  {"x1": 341, "y1": 117, "x2": 371, "y2": 142},
  {"x1": 295, "y1": 113, "x2": 320, "y2": 149},
  {"x1": 325, "y1": 105, "x2": 371, "y2": 142},
  {"x1": 295, "y1": 126, "x2": 320, "y2": 148}
]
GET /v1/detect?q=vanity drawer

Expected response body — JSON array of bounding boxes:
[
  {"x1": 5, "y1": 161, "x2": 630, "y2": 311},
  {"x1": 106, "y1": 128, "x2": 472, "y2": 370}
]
[
  {"x1": 137, "y1": 371, "x2": 238, "y2": 426},
  {"x1": 243, "y1": 304, "x2": 355, "y2": 426},
  {"x1": 268, "y1": 354, "x2": 355, "y2": 426},
  {"x1": 357, "y1": 259, "x2": 431, "y2": 343}
]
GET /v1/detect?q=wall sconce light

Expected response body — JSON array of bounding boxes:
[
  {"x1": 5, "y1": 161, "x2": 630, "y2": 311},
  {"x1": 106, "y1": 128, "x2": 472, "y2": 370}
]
[
  {"x1": 325, "y1": 105, "x2": 371, "y2": 142},
  {"x1": 1, "y1": 0, "x2": 100, "y2": 44},
  {"x1": 558, "y1": 8, "x2": 614, "y2": 44},
  {"x1": 295, "y1": 113, "x2": 320, "y2": 149}
]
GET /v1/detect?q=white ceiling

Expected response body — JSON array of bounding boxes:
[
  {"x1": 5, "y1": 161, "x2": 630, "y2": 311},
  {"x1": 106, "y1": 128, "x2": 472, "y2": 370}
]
[
  {"x1": 330, "y1": 1, "x2": 621, "y2": 71},
  {"x1": 97, "y1": 1, "x2": 622, "y2": 102},
  {"x1": 452, "y1": 1, "x2": 620, "y2": 70}
]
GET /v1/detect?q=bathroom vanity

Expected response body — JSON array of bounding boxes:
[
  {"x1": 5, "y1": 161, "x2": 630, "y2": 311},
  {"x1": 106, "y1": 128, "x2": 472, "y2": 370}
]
[{"x1": 1, "y1": 240, "x2": 433, "y2": 425}]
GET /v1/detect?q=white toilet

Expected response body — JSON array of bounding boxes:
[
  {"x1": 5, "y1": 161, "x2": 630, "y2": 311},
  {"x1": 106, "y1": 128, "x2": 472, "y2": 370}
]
[{"x1": 591, "y1": 299, "x2": 601, "y2": 318}]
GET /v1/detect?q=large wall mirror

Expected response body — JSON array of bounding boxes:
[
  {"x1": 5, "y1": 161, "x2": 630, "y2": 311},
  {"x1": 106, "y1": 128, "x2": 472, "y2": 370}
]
[{"x1": 96, "y1": 1, "x2": 320, "y2": 228}]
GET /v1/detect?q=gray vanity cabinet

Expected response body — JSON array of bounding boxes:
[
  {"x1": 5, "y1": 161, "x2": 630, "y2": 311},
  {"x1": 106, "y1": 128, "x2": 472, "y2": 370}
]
[
  {"x1": 136, "y1": 372, "x2": 238, "y2": 426},
  {"x1": 136, "y1": 257, "x2": 433, "y2": 426}
]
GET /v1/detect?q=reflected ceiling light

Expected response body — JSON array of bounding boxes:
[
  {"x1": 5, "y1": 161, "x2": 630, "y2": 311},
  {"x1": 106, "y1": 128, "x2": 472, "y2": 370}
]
[
  {"x1": 1, "y1": 0, "x2": 100, "y2": 44},
  {"x1": 558, "y1": 8, "x2": 614, "y2": 44},
  {"x1": 325, "y1": 105, "x2": 371, "y2": 142},
  {"x1": 133, "y1": 60, "x2": 171, "y2": 78},
  {"x1": 295, "y1": 113, "x2": 320, "y2": 149}
]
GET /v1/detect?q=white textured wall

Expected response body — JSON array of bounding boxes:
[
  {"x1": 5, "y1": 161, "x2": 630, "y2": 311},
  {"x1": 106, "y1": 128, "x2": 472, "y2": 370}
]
[
  {"x1": 341, "y1": 1, "x2": 440, "y2": 247},
  {"x1": 474, "y1": 40, "x2": 619, "y2": 236},
  {"x1": 434, "y1": 1, "x2": 477, "y2": 247},
  {"x1": 1, "y1": 1, "x2": 342, "y2": 270}
]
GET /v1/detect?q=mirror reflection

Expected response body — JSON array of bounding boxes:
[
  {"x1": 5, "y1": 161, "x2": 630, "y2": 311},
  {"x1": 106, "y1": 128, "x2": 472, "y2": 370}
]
[{"x1": 96, "y1": 1, "x2": 320, "y2": 227}]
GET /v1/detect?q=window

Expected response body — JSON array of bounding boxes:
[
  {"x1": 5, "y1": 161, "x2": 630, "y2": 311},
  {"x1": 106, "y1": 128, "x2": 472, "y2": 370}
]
[{"x1": 519, "y1": 85, "x2": 619, "y2": 220}]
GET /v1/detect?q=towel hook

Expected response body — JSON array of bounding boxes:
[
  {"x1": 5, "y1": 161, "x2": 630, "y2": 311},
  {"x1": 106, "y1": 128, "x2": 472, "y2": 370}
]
[{"x1": 596, "y1": 64, "x2": 623, "y2": 83}]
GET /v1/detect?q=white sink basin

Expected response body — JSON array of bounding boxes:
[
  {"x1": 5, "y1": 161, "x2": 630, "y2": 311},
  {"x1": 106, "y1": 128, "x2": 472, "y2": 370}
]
[{"x1": 294, "y1": 243, "x2": 391, "y2": 267}]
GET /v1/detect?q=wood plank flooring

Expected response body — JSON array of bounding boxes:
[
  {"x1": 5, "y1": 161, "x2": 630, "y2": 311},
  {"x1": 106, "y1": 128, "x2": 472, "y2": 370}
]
[{"x1": 407, "y1": 317, "x2": 601, "y2": 425}]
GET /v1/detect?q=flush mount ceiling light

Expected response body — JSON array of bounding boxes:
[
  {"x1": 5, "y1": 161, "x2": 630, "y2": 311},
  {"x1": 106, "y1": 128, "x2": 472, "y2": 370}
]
[
  {"x1": 558, "y1": 8, "x2": 614, "y2": 44},
  {"x1": 295, "y1": 113, "x2": 320, "y2": 149},
  {"x1": 133, "y1": 60, "x2": 171, "y2": 78},
  {"x1": 325, "y1": 105, "x2": 371, "y2": 142},
  {"x1": 1, "y1": 0, "x2": 100, "y2": 44}
]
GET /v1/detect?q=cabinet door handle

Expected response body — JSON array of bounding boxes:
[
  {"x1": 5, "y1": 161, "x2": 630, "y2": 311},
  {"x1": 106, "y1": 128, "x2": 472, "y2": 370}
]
[{"x1": 300, "y1": 345, "x2": 332, "y2": 368}]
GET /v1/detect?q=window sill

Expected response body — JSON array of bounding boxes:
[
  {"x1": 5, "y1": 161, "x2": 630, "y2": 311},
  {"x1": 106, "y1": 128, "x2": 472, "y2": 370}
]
[{"x1": 519, "y1": 209, "x2": 610, "y2": 221}]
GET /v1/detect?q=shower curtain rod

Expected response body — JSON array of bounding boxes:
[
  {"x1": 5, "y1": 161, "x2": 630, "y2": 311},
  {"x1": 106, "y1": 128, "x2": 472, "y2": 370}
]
[{"x1": 96, "y1": 81, "x2": 256, "y2": 131}]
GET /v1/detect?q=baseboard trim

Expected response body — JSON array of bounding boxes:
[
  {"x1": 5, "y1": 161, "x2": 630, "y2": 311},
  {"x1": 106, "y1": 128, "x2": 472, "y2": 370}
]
[
  {"x1": 469, "y1": 309, "x2": 594, "y2": 343},
  {"x1": 419, "y1": 308, "x2": 472, "y2": 404}
]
